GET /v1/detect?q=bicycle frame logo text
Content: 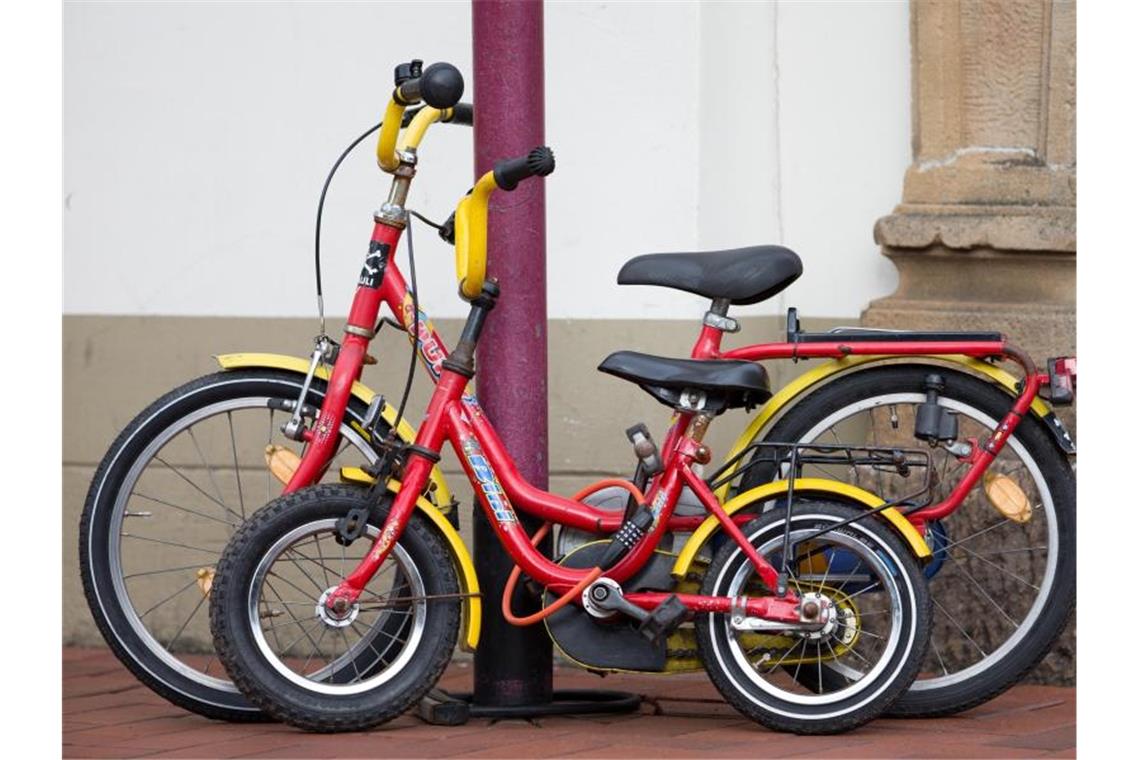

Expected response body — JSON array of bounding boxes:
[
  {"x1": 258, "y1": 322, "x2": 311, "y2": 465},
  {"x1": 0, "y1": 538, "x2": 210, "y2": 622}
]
[{"x1": 461, "y1": 437, "x2": 516, "y2": 525}]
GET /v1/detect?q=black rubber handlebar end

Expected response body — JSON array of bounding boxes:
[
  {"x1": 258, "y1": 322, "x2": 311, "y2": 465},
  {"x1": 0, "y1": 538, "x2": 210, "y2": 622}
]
[
  {"x1": 526, "y1": 146, "x2": 556, "y2": 177},
  {"x1": 494, "y1": 146, "x2": 556, "y2": 191},
  {"x1": 420, "y1": 62, "x2": 465, "y2": 110}
]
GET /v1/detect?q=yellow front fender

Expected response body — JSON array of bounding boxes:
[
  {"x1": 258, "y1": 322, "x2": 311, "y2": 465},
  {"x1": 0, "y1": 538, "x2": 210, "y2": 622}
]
[
  {"x1": 714, "y1": 355, "x2": 1054, "y2": 501},
  {"x1": 672, "y1": 478, "x2": 931, "y2": 580},
  {"x1": 339, "y1": 467, "x2": 482, "y2": 652},
  {"x1": 214, "y1": 352, "x2": 453, "y2": 509}
]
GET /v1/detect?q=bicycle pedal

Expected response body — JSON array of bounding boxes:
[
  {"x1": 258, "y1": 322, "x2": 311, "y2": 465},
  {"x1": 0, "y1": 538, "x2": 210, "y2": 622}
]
[{"x1": 637, "y1": 594, "x2": 688, "y2": 644}]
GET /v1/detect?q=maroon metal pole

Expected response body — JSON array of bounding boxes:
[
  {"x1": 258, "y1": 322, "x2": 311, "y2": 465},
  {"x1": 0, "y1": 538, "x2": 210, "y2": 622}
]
[{"x1": 471, "y1": 0, "x2": 552, "y2": 708}]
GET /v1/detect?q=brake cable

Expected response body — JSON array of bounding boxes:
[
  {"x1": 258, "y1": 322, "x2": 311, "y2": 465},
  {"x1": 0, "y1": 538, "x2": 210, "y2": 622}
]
[
  {"x1": 311, "y1": 119, "x2": 422, "y2": 472},
  {"x1": 313, "y1": 121, "x2": 382, "y2": 337}
]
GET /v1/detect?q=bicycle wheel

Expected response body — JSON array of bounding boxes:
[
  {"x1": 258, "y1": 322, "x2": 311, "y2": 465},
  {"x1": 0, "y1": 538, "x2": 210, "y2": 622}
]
[
  {"x1": 696, "y1": 501, "x2": 930, "y2": 734},
  {"x1": 738, "y1": 364, "x2": 1076, "y2": 716},
  {"x1": 210, "y1": 484, "x2": 460, "y2": 732},
  {"x1": 79, "y1": 369, "x2": 387, "y2": 721}
]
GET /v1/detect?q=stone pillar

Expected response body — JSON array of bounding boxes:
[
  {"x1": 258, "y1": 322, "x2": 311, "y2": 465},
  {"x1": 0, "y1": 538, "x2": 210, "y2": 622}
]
[
  {"x1": 865, "y1": 0, "x2": 1075, "y2": 685},
  {"x1": 865, "y1": 0, "x2": 1075, "y2": 368}
]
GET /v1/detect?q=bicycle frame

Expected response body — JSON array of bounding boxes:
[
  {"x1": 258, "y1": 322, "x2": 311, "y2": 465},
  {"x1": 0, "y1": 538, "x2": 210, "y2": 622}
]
[{"x1": 284, "y1": 187, "x2": 1056, "y2": 625}]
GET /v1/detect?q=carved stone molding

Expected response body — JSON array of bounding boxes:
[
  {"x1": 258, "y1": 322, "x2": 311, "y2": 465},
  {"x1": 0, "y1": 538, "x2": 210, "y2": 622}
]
[{"x1": 867, "y1": 0, "x2": 1076, "y2": 364}]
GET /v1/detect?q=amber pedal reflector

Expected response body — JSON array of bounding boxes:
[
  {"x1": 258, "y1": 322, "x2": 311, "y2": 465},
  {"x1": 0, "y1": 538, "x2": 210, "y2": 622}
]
[
  {"x1": 983, "y1": 473, "x2": 1032, "y2": 523},
  {"x1": 265, "y1": 444, "x2": 301, "y2": 485}
]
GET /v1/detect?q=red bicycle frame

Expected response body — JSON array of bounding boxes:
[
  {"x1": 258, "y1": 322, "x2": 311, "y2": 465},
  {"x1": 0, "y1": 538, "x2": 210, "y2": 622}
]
[{"x1": 282, "y1": 178, "x2": 1058, "y2": 626}]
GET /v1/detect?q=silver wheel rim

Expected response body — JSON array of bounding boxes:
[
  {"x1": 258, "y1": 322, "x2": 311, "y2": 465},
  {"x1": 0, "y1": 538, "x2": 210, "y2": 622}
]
[
  {"x1": 247, "y1": 518, "x2": 427, "y2": 695},
  {"x1": 789, "y1": 393, "x2": 1058, "y2": 691},
  {"x1": 715, "y1": 516, "x2": 907, "y2": 711},
  {"x1": 106, "y1": 389, "x2": 376, "y2": 694}
]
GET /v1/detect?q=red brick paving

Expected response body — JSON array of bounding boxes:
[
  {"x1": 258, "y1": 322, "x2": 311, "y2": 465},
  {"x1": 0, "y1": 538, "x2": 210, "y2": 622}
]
[{"x1": 62, "y1": 647, "x2": 1075, "y2": 758}]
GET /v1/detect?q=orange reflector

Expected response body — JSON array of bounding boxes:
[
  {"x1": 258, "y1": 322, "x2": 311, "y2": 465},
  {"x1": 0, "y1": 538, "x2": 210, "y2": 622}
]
[
  {"x1": 265, "y1": 444, "x2": 301, "y2": 485},
  {"x1": 983, "y1": 473, "x2": 1032, "y2": 523},
  {"x1": 196, "y1": 567, "x2": 215, "y2": 597}
]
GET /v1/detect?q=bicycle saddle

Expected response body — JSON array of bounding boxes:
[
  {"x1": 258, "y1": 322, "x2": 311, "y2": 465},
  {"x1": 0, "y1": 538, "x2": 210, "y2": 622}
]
[
  {"x1": 617, "y1": 245, "x2": 802, "y2": 305},
  {"x1": 598, "y1": 350, "x2": 771, "y2": 412}
]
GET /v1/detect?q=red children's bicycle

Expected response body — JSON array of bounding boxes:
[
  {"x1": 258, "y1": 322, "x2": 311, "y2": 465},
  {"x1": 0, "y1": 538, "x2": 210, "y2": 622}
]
[{"x1": 80, "y1": 59, "x2": 1075, "y2": 727}]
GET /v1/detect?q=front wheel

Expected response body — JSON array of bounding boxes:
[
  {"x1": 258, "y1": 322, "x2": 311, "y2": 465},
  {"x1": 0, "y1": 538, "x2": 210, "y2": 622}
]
[
  {"x1": 79, "y1": 369, "x2": 385, "y2": 721},
  {"x1": 210, "y1": 485, "x2": 461, "y2": 732},
  {"x1": 696, "y1": 502, "x2": 931, "y2": 734}
]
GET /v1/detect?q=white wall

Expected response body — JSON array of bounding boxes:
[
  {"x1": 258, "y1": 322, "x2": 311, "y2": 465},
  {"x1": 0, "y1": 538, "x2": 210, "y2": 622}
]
[{"x1": 64, "y1": 1, "x2": 908, "y2": 320}]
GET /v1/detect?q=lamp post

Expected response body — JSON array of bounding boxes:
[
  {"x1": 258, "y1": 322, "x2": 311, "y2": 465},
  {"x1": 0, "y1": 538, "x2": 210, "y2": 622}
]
[{"x1": 471, "y1": 0, "x2": 552, "y2": 710}]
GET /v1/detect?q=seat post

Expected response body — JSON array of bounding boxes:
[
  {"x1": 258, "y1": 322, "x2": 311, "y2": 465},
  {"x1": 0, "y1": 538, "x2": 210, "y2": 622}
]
[{"x1": 703, "y1": 297, "x2": 739, "y2": 334}]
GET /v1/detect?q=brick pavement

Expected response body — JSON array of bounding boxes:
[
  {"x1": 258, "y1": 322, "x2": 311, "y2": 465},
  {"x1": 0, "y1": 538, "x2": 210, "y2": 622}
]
[{"x1": 62, "y1": 648, "x2": 1075, "y2": 758}]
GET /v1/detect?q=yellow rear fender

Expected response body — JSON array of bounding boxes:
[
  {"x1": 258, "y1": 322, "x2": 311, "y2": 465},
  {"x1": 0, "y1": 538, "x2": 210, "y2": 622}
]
[
  {"x1": 339, "y1": 467, "x2": 481, "y2": 652},
  {"x1": 213, "y1": 352, "x2": 453, "y2": 509},
  {"x1": 671, "y1": 478, "x2": 931, "y2": 580},
  {"x1": 715, "y1": 355, "x2": 1060, "y2": 501}
]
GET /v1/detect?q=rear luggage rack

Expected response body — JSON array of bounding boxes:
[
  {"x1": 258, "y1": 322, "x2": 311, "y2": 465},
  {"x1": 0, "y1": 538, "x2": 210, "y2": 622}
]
[
  {"x1": 706, "y1": 440, "x2": 936, "y2": 513},
  {"x1": 785, "y1": 307, "x2": 1002, "y2": 345}
]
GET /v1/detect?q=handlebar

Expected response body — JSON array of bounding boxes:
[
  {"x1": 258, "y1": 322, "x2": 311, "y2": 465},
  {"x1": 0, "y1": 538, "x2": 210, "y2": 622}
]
[
  {"x1": 493, "y1": 147, "x2": 556, "y2": 191},
  {"x1": 377, "y1": 60, "x2": 466, "y2": 171},
  {"x1": 454, "y1": 146, "x2": 555, "y2": 299}
]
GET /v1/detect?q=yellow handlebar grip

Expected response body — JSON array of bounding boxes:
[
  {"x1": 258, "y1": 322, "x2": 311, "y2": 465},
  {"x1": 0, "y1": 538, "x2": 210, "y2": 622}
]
[
  {"x1": 454, "y1": 171, "x2": 499, "y2": 300},
  {"x1": 376, "y1": 98, "x2": 407, "y2": 172}
]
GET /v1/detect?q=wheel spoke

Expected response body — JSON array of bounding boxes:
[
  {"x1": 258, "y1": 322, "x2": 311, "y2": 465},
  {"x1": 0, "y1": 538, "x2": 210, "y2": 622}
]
[
  {"x1": 932, "y1": 597, "x2": 987, "y2": 657},
  {"x1": 153, "y1": 455, "x2": 244, "y2": 524},
  {"x1": 122, "y1": 533, "x2": 222, "y2": 556},
  {"x1": 349, "y1": 619, "x2": 390, "y2": 673},
  {"x1": 187, "y1": 427, "x2": 230, "y2": 514},
  {"x1": 165, "y1": 592, "x2": 207, "y2": 653},
  {"x1": 339, "y1": 627, "x2": 363, "y2": 682},
  {"x1": 929, "y1": 634, "x2": 950, "y2": 676},
  {"x1": 947, "y1": 554, "x2": 1019, "y2": 628},
  {"x1": 227, "y1": 411, "x2": 246, "y2": 521},
  {"x1": 313, "y1": 531, "x2": 333, "y2": 588},
  {"x1": 938, "y1": 503, "x2": 1043, "y2": 555},
  {"x1": 300, "y1": 625, "x2": 330, "y2": 677},
  {"x1": 280, "y1": 549, "x2": 334, "y2": 594},
  {"x1": 275, "y1": 618, "x2": 324, "y2": 658},
  {"x1": 952, "y1": 544, "x2": 1041, "y2": 591},
  {"x1": 131, "y1": 492, "x2": 237, "y2": 528},
  {"x1": 138, "y1": 578, "x2": 198, "y2": 619},
  {"x1": 124, "y1": 563, "x2": 219, "y2": 580},
  {"x1": 264, "y1": 578, "x2": 325, "y2": 660},
  {"x1": 266, "y1": 569, "x2": 324, "y2": 602}
]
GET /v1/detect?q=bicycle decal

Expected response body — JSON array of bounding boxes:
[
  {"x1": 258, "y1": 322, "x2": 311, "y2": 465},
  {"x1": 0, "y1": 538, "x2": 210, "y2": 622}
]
[
  {"x1": 400, "y1": 292, "x2": 445, "y2": 380},
  {"x1": 460, "y1": 436, "x2": 516, "y2": 526},
  {"x1": 358, "y1": 240, "x2": 389, "y2": 288}
]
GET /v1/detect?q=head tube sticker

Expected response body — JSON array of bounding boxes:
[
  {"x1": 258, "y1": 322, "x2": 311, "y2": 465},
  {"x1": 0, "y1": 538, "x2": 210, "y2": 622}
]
[
  {"x1": 358, "y1": 241, "x2": 390, "y2": 288},
  {"x1": 461, "y1": 437, "x2": 516, "y2": 525}
]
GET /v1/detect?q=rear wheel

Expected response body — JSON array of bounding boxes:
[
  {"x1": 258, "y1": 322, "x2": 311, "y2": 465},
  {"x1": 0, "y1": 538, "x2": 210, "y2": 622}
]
[
  {"x1": 696, "y1": 501, "x2": 930, "y2": 734},
  {"x1": 739, "y1": 365, "x2": 1076, "y2": 716},
  {"x1": 79, "y1": 370, "x2": 388, "y2": 720}
]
